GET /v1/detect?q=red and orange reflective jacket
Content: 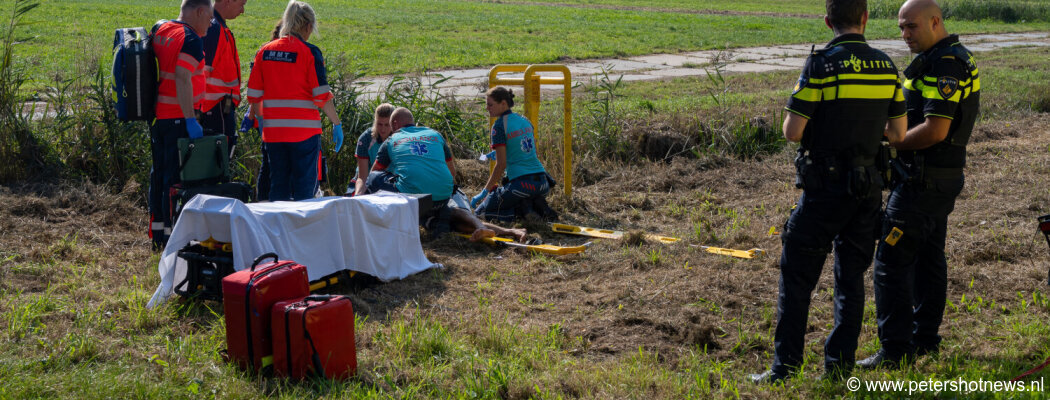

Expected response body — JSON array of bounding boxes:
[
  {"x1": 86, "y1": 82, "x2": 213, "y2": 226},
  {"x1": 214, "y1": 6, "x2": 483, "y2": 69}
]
[
  {"x1": 152, "y1": 20, "x2": 205, "y2": 119},
  {"x1": 201, "y1": 11, "x2": 241, "y2": 112},
  {"x1": 246, "y1": 34, "x2": 332, "y2": 143}
]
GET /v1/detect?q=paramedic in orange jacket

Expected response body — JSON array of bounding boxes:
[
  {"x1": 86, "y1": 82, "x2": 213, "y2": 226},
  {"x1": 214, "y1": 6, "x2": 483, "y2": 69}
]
[
  {"x1": 199, "y1": 0, "x2": 246, "y2": 142},
  {"x1": 246, "y1": 0, "x2": 342, "y2": 201},
  {"x1": 148, "y1": 0, "x2": 213, "y2": 248}
]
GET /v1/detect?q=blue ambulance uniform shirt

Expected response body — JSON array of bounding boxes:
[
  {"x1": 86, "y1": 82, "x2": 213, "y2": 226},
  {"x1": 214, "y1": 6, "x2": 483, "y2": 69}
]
[
  {"x1": 354, "y1": 128, "x2": 383, "y2": 176},
  {"x1": 375, "y1": 125, "x2": 454, "y2": 201},
  {"x1": 491, "y1": 110, "x2": 546, "y2": 180}
]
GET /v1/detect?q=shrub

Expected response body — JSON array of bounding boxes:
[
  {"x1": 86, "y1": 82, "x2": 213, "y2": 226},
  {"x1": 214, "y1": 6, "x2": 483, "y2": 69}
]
[
  {"x1": 0, "y1": 0, "x2": 44, "y2": 183},
  {"x1": 46, "y1": 66, "x2": 151, "y2": 187},
  {"x1": 869, "y1": 0, "x2": 1050, "y2": 22},
  {"x1": 576, "y1": 67, "x2": 630, "y2": 161}
]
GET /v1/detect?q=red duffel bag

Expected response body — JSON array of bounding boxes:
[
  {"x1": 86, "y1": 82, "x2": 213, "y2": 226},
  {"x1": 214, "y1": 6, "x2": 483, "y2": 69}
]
[
  {"x1": 272, "y1": 295, "x2": 357, "y2": 380},
  {"x1": 222, "y1": 253, "x2": 310, "y2": 372}
]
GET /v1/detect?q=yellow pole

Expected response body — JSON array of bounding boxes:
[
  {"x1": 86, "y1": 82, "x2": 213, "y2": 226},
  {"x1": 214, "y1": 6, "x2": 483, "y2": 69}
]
[
  {"x1": 527, "y1": 76, "x2": 540, "y2": 128},
  {"x1": 487, "y1": 65, "x2": 529, "y2": 176},
  {"x1": 523, "y1": 65, "x2": 573, "y2": 197},
  {"x1": 487, "y1": 64, "x2": 574, "y2": 197}
]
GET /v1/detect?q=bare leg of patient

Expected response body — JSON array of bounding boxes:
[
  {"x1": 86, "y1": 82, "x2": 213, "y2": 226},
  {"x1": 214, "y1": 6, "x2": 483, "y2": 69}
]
[{"x1": 450, "y1": 207, "x2": 527, "y2": 242}]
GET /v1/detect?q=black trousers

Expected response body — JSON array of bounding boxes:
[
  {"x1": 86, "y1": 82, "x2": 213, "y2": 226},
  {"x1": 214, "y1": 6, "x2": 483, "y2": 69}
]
[
  {"x1": 772, "y1": 177, "x2": 880, "y2": 375},
  {"x1": 199, "y1": 103, "x2": 237, "y2": 150},
  {"x1": 872, "y1": 175, "x2": 964, "y2": 358},
  {"x1": 147, "y1": 118, "x2": 189, "y2": 246}
]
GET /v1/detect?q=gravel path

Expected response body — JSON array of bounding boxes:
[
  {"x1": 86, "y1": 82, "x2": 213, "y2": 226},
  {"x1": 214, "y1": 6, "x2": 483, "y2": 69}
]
[{"x1": 357, "y1": 31, "x2": 1050, "y2": 99}]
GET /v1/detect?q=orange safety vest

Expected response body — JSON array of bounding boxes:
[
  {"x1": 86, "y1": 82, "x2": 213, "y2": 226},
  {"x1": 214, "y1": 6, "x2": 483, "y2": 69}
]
[
  {"x1": 201, "y1": 15, "x2": 241, "y2": 112},
  {"x1": 246, "y1": 34, "x2": 332, "y2": 143},
  {"x1": 152, "y1": 20, "x2": 205, "y2": 119}
]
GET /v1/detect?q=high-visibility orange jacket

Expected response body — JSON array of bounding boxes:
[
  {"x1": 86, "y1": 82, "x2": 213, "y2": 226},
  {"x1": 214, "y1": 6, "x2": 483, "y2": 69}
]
[
  {"x1": 246, "y1": 34, "x2": 332, "y2": 143},
  {"x1": 152, "y1": 20, "x2": 205, "y2": 119},
  {"x1": 201, "y1": 10, "x2": 241, "y2": 112}
]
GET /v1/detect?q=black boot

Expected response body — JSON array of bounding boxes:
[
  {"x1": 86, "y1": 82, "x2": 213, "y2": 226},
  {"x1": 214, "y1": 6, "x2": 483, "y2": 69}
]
[
  {"x1": 533, "y1": 196, "x2": 558, "y2": 221},
  {"x1": 819, "y1": 364, "x2": 851, "y2": 382},
  {"x1": 857, "y1": 349, "x2": 912, "y2": 370},
  {"x1": 748, "y1": 369, "x2": 787, "y2": 384}
]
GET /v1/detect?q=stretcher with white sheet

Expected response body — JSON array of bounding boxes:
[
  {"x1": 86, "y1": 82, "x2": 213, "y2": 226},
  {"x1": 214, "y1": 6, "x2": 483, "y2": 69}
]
[{"x1": 147, "y1": 193, "x2": 440, "y2": 307}]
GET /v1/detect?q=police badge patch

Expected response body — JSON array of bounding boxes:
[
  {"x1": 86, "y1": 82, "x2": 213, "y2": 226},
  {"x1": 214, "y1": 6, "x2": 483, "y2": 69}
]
[
  {"x1": 936, "y1": 76, "x2": 959, "y2": 99},
  {"x1": 793, "y1": 76, "x2": 807, "y2": 95}
]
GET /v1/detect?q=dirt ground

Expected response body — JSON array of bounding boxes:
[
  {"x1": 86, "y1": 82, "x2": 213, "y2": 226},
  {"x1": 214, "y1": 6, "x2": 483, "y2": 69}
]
[{"x1": 2, "y1": 113, "x2": 1049, "y2": 383}]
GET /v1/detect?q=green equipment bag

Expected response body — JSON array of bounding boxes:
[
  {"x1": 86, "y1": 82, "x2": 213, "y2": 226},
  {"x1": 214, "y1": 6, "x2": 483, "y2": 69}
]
[{"x1": 178, "y1": 135, "x2": 230, "y2": 186}]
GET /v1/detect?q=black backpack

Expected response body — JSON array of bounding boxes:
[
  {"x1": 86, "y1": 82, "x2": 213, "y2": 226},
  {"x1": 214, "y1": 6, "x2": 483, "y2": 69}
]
[{"x1": 111, "y1": 27, "x2": 157, "y2": 121}]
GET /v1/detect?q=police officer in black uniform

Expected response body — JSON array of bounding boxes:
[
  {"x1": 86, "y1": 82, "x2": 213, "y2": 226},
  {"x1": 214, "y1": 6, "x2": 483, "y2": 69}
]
[
  {"x1": 858, "y1": 0, "x2": 980, "y2": 369},
  {"x1": 750, "y1": 0, "x2": 908, "y2": 384}
]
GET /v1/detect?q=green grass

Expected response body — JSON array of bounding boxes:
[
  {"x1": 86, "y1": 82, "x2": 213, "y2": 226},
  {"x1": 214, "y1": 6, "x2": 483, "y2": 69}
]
[
  {"x1": 492, "y1": 0, "x2": 827, "y2": 14},
  {"x1": 6, "y1": 0, "x2": 1047, "y2": 83},
  {"x1": 870, "y1": 0, "x2": 1050, "y2": 22},
  {"x1": 3, "y1": 45, "x2": 1050, "y2": 399},
  {"x1": 1, "y1": 258, "x2": 1046, "y2": 398}
]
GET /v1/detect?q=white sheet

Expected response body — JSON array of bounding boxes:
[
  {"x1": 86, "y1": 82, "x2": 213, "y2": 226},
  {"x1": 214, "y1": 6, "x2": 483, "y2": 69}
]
[{"x1": 147, "y1": 192, "x2": 440, "y2": 308}]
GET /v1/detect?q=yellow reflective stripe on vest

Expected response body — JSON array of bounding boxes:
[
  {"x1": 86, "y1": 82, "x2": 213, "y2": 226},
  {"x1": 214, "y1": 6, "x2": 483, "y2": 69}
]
[
  {"x1": 807, "y1": 76, "x2": 836, "y2": 85},
  {"x1": 792, "y1": 87, "x2": 822, "y2": 102},
  {"x1": 834, "y1": 83, "x2": 897, "y2": 100},
  {"x1": 908, "y1": 79, "x2": 963, "y2": 103},
  {"x1": 836, "y1": 73, "x2": 898, "y2": 81}
]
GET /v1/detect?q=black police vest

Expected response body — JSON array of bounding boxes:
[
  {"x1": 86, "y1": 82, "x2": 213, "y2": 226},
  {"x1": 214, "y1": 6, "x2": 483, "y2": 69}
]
[
  {"x1": 801, "y1": 45, "x2": 900, "y2": 166},
  {"x1": 901, "y1": 37, "x2": 980, "y2": 168}
]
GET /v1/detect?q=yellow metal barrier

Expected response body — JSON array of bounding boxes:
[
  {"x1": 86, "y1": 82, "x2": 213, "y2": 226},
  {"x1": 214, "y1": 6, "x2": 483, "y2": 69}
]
[{"x1": 487, "y1": 64, "x2": 573, "y2": 197}]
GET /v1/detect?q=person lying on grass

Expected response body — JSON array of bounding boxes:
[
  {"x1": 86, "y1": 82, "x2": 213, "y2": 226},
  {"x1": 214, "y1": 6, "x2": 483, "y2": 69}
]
[{"x1": 449, "y1": 188, "x2": 528, "y2": 242}]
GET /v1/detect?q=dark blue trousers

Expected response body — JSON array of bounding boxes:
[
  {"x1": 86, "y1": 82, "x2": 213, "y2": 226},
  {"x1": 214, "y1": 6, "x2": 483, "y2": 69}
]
[
  {"x1": 475, "y1": 172, "x2": 550, "y2": 223},
  {"x1": 872, "y1": 176, "x2": 964, "y2": 359},
  {"x1": 772, "y1": 178, "x2": 880, "y2": 376},
  {"x1": 199, "y1": 103, "x2": 237, "y2": 150},
  {"x1": 148, "y1": 118, "x2": 189, "y2": 246},
  {"x1": 266, "y1": 135, "x2": 320, "y2": 201}
]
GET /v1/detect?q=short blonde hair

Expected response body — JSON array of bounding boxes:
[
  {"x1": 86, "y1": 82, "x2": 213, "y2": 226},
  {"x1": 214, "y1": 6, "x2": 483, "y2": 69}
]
[
  {"x1": 372, "y1": 103, "x2": 395, "y2": 141},
  {"x1": 279, "y1": 1, "x2": 317, "y2": 38}
]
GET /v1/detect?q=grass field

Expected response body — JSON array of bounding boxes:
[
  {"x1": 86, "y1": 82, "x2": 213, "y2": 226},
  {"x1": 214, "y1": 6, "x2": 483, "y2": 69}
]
[
  {"x1": 5, "y1": 0, "x2": 1047, "y2": 82},
  {"x1": 2, "y1": 43, "x2": 1050, "y2": 398},
  {"x1": 474, "y1": 0, "x2": 828, "y2": 15}
]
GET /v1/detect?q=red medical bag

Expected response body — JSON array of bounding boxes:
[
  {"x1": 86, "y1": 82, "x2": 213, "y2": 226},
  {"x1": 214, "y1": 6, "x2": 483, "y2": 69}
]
[
  {"x1": 222, "y1": 253, "x2": 310, "y2": 372},
  {"x1": 271, "y1": 295, "x2": 357, "y2": 379}
]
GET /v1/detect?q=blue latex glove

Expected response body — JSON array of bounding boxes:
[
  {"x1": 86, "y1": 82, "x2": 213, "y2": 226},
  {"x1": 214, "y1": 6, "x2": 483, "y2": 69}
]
[
  {"x1": 470, "y1": 189, "x2": 488, "y2": 209},
  {"x1": 332, "y1": 123, "x2": 344, "y2": 153},
  {"x1": 186, "y1": 118, "x2": 204, "y2": 139},
  {"x1": 238, "y1": 112, "x2": 254, "y2": 133}
]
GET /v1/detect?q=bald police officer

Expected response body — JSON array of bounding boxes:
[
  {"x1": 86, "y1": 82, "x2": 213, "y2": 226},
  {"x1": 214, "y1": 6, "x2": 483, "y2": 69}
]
[
  {"x1": 859, "y1": 0, "x2": 980, "y2": 369},
  {"x1": 750, "y1": 0, "x2": 907, "y2": 383}
]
